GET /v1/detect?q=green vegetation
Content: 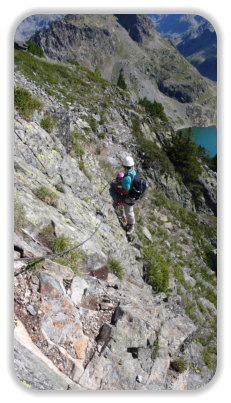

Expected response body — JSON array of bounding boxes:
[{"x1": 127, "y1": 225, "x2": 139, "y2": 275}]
[
  {"x1": 202, "y1": 349, "x2": 214, "y2": 370},
  {"x1": 40, "y1": 114, "x2": 56, "y2": 133},
  {"x1": 170, "y1": 359, "x2": 187, "y2": 373},
  {"x1": 151, "y1": 337, "x2": 160, "y2": 360},
  {"x1": 14, "y1": 87, "x2": 42, "y2": 120},
  {"x1": 164, "y1": 130, "x2": 203, "y2": 200},
  {"x1": 144, "y1": 247, "x2": 169, "y2": 293},
  {"x1": 132, "y1": 119, "x2": 174, "y2": 174},
  {"x1": 85, "y1": 116, "x2": 98, "y2": 132},
  {"x1": 78, "y1": 160, "x2": 92, "y2": 181},
  {"x1": 55, "y1": 184, "x2": 65, "y2": 193},
  {"x1": 14, "y1": 199, "x2": 26, "y2": 233},
  {"x1": 117, "y1": 71, "x2": 127, "y2": 90},
  {"x1": 37, "y1": 223, "x2": 81, "y2": 275},
  {"x1": 14, "y1": 49, "x2": 111, "y2": 109},
  {"x1": 35, "y1": 186, "x2": 58, "y2": 207},
  {"x1": 26, "y1": 40, "x2": 44, "y2": 57},
  {"x1": 107, "y1": 257, "x2": 124, "y2": 279},
  {"x1": 139, "y1": 97, "x2": 168, "y2": 122}
]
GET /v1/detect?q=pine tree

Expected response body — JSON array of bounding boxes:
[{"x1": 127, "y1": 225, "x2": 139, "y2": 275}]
[
  {"x1": 165, "y1": 130, "x2": 203, "y2": 199},
  {"x1": 117, "y1": 71, "x2": 127, "y2": 90}
]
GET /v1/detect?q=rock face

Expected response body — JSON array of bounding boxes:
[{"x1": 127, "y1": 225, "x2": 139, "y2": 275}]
[
  {"x1": 31, "y1": 14, "x2": 216, "y2": 129},
  {"x1": 147, "y1": 14, "x2": 217, "y2": 82},
  {"x1": 14, "y1": 258, "x2": 214, "y2": 390},
  {"x1": 14, "y1": 37, "x2": 217, "y2": 390}
]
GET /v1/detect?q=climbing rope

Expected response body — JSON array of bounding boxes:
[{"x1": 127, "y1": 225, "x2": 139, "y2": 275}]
[{"x1": 14, "y1": 181, "x2": 110, "y2": 263}]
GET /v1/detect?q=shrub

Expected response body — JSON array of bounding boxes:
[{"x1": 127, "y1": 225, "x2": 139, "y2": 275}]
[
  {"x1": 35, "y1": 186, "x2": 58, "y2": 207},
  {"x1": 50, "y1": 234, "x2": 70, "y2": 253},
  {"x1": 14, "y1": 87, "x2": 42, "y2": 119},
  {"x1": 131, "y1": 119, "x2": 173, "y2": 174},
  {"x1": 164, "y1": 130, "x2": 203, "y2": 200},
  {"x1": 117, "y1": 71, "x2": 127, "y2": 90},
  {"x1": 144, "y1": 248, "x2": 169, "y2": 293},
  {"x1": 86, "y1": 116, "x2": 98, "y2": 132},
  {"x1": 73, "y1": 143, "x2": 85, "y2": 157},
  {"x1": 170, "y1": 359, "x2": 187, "y2": 373},
  {"x1": 139, "y1": 97, "x2": 168, "y2": 122},
  {"x1": 108, "y1": 257, "x2": 124, "y2": 279},
  {"x1": 40, "y1": 114, "x2": 56, "y2": 133},
  {"x1": 26, "y1": 40, "x2": 44, "y2": 57}
]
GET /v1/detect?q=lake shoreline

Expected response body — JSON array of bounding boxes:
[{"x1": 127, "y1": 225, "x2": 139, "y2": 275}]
[{"x1": 177, "y1": 126, "x2": 217, "y2": 157}]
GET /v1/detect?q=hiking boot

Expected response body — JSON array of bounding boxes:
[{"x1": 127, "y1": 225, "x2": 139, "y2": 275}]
[{"x1": 126, "y1": 224, "x2": 135, "y2": 235}]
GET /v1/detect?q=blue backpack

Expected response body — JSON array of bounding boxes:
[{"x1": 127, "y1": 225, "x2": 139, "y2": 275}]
[{"x1": 124, "y1": 171, "x2": 146, "y2": 201}]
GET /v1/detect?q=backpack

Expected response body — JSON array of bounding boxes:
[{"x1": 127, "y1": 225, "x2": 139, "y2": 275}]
[{"x1": 124, "y1": 171, "x2": 146, "y2": 201}]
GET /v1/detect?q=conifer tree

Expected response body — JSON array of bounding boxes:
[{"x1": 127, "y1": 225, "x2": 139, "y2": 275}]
[
  {"x1": 117, "y1": 71, "x2": 127, "y2": 90},
  {"x1": 165, "y1": 130, "x2": 203, "y2": 199}
]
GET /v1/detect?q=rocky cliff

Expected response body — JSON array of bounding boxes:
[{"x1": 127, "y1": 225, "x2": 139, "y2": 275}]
[
  {"x1": 31, "y1": 14, "x2": 217, "y2": 129},
  {"x1": 14, "y1": 41, "x2": 217, "y2": 390},
  {"x1": 148, "y1": 14, "x2": 217, "y2": 81}
]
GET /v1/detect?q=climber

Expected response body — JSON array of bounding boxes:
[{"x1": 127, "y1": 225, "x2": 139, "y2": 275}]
[
  {"x1": 110, "y1": 172, "x2": 127, "y2": 224},
  {"x1": 115, "y1": 172, "x2": 127, "y2": 224},
  {"x1": 120, "y1": 156, "x2": 136, "y2": 235}
]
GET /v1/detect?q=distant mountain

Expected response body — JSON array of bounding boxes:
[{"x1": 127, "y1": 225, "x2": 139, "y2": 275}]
[
  {"x1": 31, "y1": 14, "x2": 216, "y2": 129},
  {"x1": 14, "y1": 14, "x2": 65, "y2": 41},
  {"x1": 147, "y1": 14, "x2": 217, "y2": 81}
]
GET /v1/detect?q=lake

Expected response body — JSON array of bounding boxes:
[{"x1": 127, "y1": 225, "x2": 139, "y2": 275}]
[{"x1": 179, "y1": 126, "x2": 217, "y2": 157}]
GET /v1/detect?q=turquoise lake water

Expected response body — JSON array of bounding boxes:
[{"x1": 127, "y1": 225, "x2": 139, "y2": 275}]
[{"x1": 179, "y1": 126, "x2": 217, "y2": 157}]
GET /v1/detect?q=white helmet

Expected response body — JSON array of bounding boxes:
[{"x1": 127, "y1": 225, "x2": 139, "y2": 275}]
[{"x1": 123, "y1": 156, "x2": 134, "y2": 167}]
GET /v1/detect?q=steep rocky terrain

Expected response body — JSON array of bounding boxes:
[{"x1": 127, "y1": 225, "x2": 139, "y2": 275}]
[
  {"x1": 31, "y1": 14, "x2": 216, "y2": 129},
  {"x1": 14, "y1": 41, "x2": 217, "y2": 390},
  {"x1": 148, "y1": 14, "x2": 217, "y2": 81}
]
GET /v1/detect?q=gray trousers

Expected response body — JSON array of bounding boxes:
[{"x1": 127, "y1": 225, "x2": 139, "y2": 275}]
[{"x1": 123, "y1": 198, "x2": 135, "y2": 225}]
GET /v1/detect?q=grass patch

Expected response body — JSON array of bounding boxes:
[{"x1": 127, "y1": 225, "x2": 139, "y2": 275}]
[
  {"x1": 170, "y1": 359, "x2": 187, "y2": 373},
  {"x1": 173, "y1": 265, "x2": 190, "y2": 290},
  {"x1": 14, "y1": 49, "x2": 111, "y2": 109},
  {"x1": 40, "y1": 114, "x2": 56, "y2": 133},
  {"x1": 202, "y1": 349, "x2": 214, "y2": 370},
  {"x1": 107, "y1": 257, "x2": 124, "y2": 279},
  {"x1": 35, "y1": 186, "x2": 58, "y2": 207},
  {"x1": 14, "y1": 87, "x2": 42, "y2": 120},
  {"x1": 144, "y1": 247, "x2": 169, "y2": 293},
  {"x1": 37, "y1": 223, "x2": 82, "y2": 275}
]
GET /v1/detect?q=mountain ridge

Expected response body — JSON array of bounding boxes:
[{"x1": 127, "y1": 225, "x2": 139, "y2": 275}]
[
  {"x1": 30, "y1": 13, "x2": 216, "y2": 129},
  {"x1": 147, "y1": 14, "x2": 217, "y2": 81}
]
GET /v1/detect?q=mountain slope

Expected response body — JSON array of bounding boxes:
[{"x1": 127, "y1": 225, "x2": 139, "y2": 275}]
[
  {"x1": 15, "y1": 14, "x2": 65, "y2": 41},
  {"x1": 147, "y1": 14, "x2": 217, "y2": 81},
  {"x1": 31, "y1": 14, "x2": 216, "y2": 129},
  {"x1": 14, "y1": 48, "x2": 217, "y2": 390}
]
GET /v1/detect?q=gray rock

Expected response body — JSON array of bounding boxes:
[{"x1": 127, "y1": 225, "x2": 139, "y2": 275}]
[
  {"x1": 142, "y1": 227, "x2": 153, "y2": 242},
  {"x1": 26, "y1": 305, "x2": 37, "y2": 316}
]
